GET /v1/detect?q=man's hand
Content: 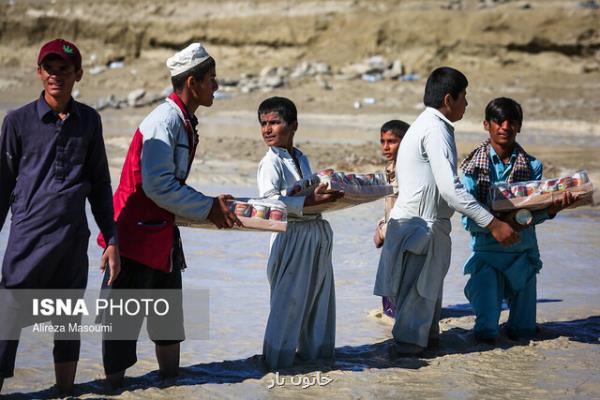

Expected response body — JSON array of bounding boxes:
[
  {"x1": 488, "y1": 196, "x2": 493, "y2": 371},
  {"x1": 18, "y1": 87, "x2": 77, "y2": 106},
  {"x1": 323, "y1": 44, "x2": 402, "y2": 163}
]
[
  {"x1": 100, "y1": 244, "x2": 121, "y2": 286},
  {"x1": 487, "y1": 217, "x2": 520, "y2": 247},
  {"x1": 373, "y1": 218, "x2": 386, "y2": 248},
  {"x1": 547, "y1": 191, "x2": 577, "y2": 217},
  {"x1": 304, "y1": 183, "x2": 344, "y2": 207},
  {"x1": 207, "y1": 195, "x2": 241, "y2": 229}
]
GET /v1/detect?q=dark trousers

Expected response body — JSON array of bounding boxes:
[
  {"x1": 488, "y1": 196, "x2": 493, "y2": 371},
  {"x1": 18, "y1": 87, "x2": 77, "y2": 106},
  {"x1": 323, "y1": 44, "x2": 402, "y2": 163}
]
[
  {"x1": 102, "y1": 257, "x2": 184, "y2": 375},
  {"x1": 0, "y1": 234, "x2": 88, "y2": 379}
]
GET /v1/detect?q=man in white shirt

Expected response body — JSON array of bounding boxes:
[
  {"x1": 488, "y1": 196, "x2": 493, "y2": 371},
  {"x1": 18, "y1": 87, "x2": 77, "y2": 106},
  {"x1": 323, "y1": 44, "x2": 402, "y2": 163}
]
[{"x1": 374, "y1": 67, "x2": 519, "y2": 354}]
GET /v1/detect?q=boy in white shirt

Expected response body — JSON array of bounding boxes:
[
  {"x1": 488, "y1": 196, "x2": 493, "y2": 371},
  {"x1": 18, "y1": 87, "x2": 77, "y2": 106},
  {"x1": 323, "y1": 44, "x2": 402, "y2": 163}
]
[{"x1": 256, "y1": 97, "x2": 342, "y2": 370}]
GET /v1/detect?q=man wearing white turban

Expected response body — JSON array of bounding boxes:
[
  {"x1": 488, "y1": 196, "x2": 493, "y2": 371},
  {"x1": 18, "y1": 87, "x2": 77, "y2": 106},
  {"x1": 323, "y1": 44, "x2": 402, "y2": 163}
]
[{"x1": 99, "y1": 43, "x2": 239, "y2": 388}]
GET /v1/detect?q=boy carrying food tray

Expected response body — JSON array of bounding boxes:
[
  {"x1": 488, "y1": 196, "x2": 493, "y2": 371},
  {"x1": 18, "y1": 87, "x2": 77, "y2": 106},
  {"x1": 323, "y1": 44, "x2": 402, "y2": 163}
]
[
  {"x1": 256, "y1": 96, "x2": 343, "y2": 370},
  {"x1": 460, "y1": 97, "x2": 575, "y2": 344}
]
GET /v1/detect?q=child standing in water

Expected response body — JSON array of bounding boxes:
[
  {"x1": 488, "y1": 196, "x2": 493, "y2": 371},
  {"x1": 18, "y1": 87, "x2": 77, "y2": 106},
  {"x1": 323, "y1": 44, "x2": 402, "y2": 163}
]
[
  {"x1": 256, "y1": 97, "x2": 343, "y2": 370},
  {"x1": 460, "y1": 97, "x2": 575, "y2": 343},
  {"x1": 373, "y1": 120, "x2": 410, "y2": 318}
]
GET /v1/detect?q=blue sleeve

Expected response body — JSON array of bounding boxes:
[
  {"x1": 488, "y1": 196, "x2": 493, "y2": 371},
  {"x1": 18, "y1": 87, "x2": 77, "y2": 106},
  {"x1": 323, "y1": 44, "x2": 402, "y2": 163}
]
[
  {"x1": 0, "y1": 114, "x2": 20, "y2": 231},
  {"x1": 460, "y1": 173, "x2": 488, "y2": 233}
]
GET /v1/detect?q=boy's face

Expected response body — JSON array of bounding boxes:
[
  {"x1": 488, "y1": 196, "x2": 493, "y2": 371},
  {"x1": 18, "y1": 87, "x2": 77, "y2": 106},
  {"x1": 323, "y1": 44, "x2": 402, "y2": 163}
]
[
  {"x1": 484, "y1": 119, "x2": 521, "y2": 147},
  {"x1": 191, "y1": 66, "x2": 219, "y2": 107},
  {"x1": 446, "y1": 89, "x2": 468, "y2": 122},
  {"x1": 259, "y1": 111, "x2": 297, "y2": 149},
  {"x1": 380, "y1": 130, "x2": 401, "y2": 162},
  {"x1": 37, "y1": 57, "x2": 82, "y2": 100}
]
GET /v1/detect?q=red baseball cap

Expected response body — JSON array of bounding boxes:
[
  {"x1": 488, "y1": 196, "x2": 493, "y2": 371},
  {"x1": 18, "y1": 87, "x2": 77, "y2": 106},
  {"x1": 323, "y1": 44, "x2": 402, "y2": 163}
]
[{"x1": 37, "y1": 38, "x2": 82, "y2": 70}]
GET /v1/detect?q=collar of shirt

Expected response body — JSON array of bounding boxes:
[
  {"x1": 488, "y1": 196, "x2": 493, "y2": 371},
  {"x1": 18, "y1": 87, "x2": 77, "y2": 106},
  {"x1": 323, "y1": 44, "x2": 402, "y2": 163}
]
[
  {"x1": 35, "y1": 91, "x2": 80, "y2": 121},
  {"x1": 165, "y1": 96, "x2": 198, "y2": 132},
  {"x1": 489, "y1": 145, "x2": 519, "y2": 180},
  {"x1": 166, "y1": 92, "x2": 198, "y2": 129},
  {"x1": 269, "y1": 146, "x2": 304, "y2": 159},
  {"x1": 189, "y1": 113, "x2": 198, "y2": 129},
  {"x1": 489, "y1": 144, "x2": 518, "y2": 165},
  {"x1": 424, "y1": 107, "x2": 454, "y2": 130}
]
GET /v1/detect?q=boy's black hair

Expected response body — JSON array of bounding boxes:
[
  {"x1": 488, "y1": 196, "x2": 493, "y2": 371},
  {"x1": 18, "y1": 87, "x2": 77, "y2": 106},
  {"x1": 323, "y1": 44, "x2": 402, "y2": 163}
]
[
  {"x1": 380, "y1": 120, "x2": 410, "y2": 140},
  {"x1": 257, "y1": 96, "x2": 297, "y2": 125},
  {"x1": 171, "y1": 57, "x2": 216, "y2": 92},
  {"x1": 423, "y1": 66, "x2": 468, "y2": 108},
  {"x1": 485, "y1": 97, "x2": 523, "y2": 124}
]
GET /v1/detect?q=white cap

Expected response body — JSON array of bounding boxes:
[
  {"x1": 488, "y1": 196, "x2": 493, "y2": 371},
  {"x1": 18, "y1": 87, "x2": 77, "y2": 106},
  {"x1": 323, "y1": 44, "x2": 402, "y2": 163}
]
[{"x1": 166, "y1": 43, "x2": 211, "y2": 77}]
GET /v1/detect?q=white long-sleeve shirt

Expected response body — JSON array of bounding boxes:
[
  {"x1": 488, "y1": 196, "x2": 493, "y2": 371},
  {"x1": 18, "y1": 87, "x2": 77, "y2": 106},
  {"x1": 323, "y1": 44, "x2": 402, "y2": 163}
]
[
  {"x1": 257, "y1": 146, "x2": 314, "y2": 220},
  {"x1": 390, "y1": 107, "x2": 493, "y2": 227},
  {"x1": 139, "y1": 98, "x2": 213, "y2": 221}
]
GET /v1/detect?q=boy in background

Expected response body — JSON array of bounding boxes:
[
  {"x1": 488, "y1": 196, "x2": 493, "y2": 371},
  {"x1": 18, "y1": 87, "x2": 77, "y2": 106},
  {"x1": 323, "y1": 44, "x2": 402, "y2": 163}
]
[
  {"x1": 373, "y1": 120, "x2": 410, "y2": 318},
  {"x1": 257, "y1": 96, "x2": 343, "y2": 370},
  {"x1": 460, "y1": 97, "x2": 574, "y2": 343}
]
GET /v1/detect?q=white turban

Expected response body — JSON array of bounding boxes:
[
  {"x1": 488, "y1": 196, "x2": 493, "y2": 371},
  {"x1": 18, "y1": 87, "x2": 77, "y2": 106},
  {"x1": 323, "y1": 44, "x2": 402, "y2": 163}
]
[{"x1": 166, "y1": 43, "x2": 211, "y2": 77}]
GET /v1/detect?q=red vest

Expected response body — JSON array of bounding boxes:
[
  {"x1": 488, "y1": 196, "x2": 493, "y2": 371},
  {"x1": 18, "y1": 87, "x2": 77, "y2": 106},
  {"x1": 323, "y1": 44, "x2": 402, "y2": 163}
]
[{"x1": 98, "y1": 92, "x2": 198, "y2": 272}]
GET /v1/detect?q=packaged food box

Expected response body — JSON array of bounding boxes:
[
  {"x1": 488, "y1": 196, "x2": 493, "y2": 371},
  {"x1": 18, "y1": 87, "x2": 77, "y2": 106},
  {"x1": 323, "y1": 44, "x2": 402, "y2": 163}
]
[
  {"x1": 289, "y1": 169, "x2": 388, "y2": 195},
  {"x1": 490, "y1": 170, "x2": 594, "y2": 212},
  {"x1": 177, "y1": 198, "x2": 287, "y2": 232},
  {"x1": 289, "y1": 169, "x2": 393, "y2": 214}
]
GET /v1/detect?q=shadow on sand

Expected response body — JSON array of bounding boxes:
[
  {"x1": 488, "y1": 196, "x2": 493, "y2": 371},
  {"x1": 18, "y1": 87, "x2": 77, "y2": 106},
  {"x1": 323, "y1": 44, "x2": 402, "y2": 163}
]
[
  {"x1": 440, "y1": 299, "x2": 563, "y2": 319},
  {"x1": 4, "y1": 312, "x2": 598, "y2": 399}
]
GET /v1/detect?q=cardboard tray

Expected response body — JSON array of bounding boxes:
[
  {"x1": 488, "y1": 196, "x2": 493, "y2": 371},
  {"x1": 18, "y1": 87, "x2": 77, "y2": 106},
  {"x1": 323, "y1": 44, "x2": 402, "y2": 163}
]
[
  {"x1": 296, "y1": 184, "x2": 394, "y2": 214},
  {"x1": 491, "y1": 183, "x2": 594, "y2": 211},
  {"x1": 176, "y1": 215, "x2": 287, "y2": 232}
]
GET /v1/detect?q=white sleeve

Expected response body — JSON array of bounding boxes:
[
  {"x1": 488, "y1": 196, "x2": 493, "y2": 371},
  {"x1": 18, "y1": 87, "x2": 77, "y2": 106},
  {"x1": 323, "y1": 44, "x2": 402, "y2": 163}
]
[
  {"x1": 141, "y1": 117, "x2": 214, "y2": 221},
  {"x1": 257, "y1": 158, "x2": 305, "y2": 217},
  {"x1": 423, "y1": 127, "x2": 493, "y2": 228}
]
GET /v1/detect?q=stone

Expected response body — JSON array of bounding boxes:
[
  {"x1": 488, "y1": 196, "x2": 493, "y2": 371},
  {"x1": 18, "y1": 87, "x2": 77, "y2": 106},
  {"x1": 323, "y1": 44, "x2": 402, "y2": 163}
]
[
  {"x1": 313, "y1": 62, "x2": 331, "y2": 75},
  {"x1": 127, "y1": 89, "x2": 146, "y2": 107},
  {"x1": 291, "y1": 62, "x2": 312, "y2": 78},
  {"x1": 260, "y1": 66, "x2": 277, "y2": 77},
  {"x1": 383, "y1": 60, "x2": 404, "y2": 80},
  {"x1": 340, "y1": 63, "x2": 372, "y2": 77},
  {"x1": 316, "y1": 75, "x2": 332, "y2": 90},
  {"x1": 260, "y1": 75, "x2": 285, "y2": 88},
  {"x1": 218, "y1": 78, "x2": 239, "y2": 87},
  {"x1": 367, "y1": 55, "x2": 389, "y2": 70},
  {"x1": 276, "y1": 66, "x2": 290, "y2": 77},
  {"x1": 361, "y1": 72, "x2": 383, "y2": 82},
  {"x1": 89, "y1": 65, "x2": 106, "y2": 75}
]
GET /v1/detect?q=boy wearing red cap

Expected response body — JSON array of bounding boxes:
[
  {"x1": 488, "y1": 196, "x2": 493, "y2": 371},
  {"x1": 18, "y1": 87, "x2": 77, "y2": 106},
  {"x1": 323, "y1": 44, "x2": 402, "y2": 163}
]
[{"x1": 0, "y1": 39, "x2": 120, "y2": 395}]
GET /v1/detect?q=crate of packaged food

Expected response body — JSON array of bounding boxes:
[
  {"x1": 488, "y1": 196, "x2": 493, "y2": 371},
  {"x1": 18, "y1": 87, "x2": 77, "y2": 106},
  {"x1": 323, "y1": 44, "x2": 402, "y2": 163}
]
[
  {"x1": 289, "y1": 169, "x2": 394, "y2": 214},
  {"x1": 177, "y1": 198, "x2": 287, "y2": 232},
  {"x1": 490, "y1": 170, "x2": 594, "y2": 212}
]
